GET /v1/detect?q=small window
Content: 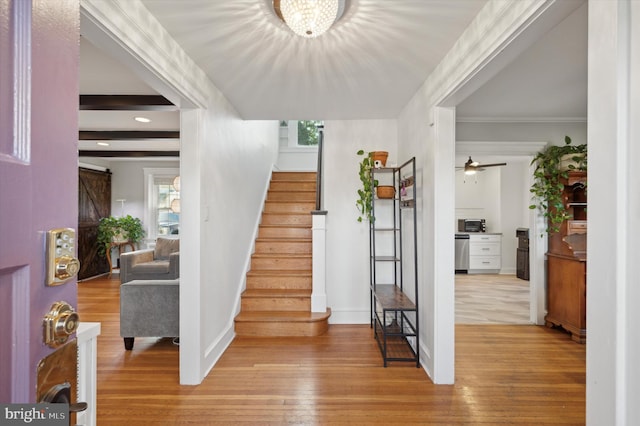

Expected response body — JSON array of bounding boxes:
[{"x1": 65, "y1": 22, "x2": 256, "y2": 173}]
[
  {"x1": 296, "y1": 120, "x2": 322, "y2": 146},
  {"x1": 283, "y1": 120, "x2": 322, "y2": 148},
  {"x1": 144, "y1": 168, "x2": 180, "y2": 240},
  {"x1": 155, "y1": 177, "x2": 180, "y2": 236}
]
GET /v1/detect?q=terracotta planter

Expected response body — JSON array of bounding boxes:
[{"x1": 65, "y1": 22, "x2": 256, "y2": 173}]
[
  {"x1": 376, "y1": 185, "x2": 395, "y2": 199},
  {"x1": 372, "y1": 151, "x2": 389, "y2": 168}
]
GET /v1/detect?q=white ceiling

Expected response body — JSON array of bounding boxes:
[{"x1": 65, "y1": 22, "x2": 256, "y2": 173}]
[
  {"x1": 79, "y1": 0, "x2": 587, "y2": 151},
  {"x1": 138, "y1": 0, "x2": 487, "y2": 120}
]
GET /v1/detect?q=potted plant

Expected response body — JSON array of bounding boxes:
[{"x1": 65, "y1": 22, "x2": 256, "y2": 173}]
[
  {"x1": 529, "y1": 136, "x2": 587, "y2": 233},
  {"x1": 97, "y1": 215, "x2": 145, "y2": 257},
  {"x1": 356, "y1": 150, "x2": 392, "y2": 222},
  {"x1": 356, "y1": 150, "x2": 376, "y2": 222}
]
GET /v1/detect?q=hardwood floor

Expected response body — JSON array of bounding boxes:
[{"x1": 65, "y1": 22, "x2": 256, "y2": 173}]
[
  {"x1": 455, "y1": 273, "x2": 530, "y2": 324},
  {"x1": 78, "y1": 275, "x2": 585, "y2": 425}
]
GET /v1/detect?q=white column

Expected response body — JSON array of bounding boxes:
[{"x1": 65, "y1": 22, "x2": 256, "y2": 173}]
[
  {"x1": 587, "y1": 1, "x2": 640, "y2": 424},
  {"x1": 311, "y1": 212, "x2": 327, "y2": 312}
]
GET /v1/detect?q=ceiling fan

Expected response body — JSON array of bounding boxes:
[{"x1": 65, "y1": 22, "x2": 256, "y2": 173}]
[{"x1": 457, "y1": 156, "x2": 507, "y2": 175}]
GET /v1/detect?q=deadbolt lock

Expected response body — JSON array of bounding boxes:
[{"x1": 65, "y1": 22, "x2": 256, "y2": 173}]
[
  {"x1": 46, "y1": 228, "x2": 80, "y2": 286},
  {"x1": 43, "y1": 301, "x2": 80, "y2": 348}
]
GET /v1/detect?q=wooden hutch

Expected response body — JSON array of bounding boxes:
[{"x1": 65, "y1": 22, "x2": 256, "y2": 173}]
[{"x1": 545, "y1": 171, "x2": 587, "y2": 343}]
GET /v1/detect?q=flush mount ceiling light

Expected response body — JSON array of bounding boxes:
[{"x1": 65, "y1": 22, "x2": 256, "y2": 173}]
[
  {"x1": 134, "y1": 116, "x2": 151, "y2": 123},
  {"x1": 273, "y1": 0, "x2": 345, "y2": 38}
]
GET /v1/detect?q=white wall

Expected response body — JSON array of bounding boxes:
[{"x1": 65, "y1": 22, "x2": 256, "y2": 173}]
[
  {"x1": 455, "y1": 165, "x2": 501, "y2": 233},
  {"x1": 322, "y1": 119, "x2": 398, "y2": 323},
  {"x1": 198, "y1": 109, "x2": 279, "y2": 360},
  {"x1": 456, "y1": 121, "x2": 587, "y2": 145},
  {"x1": 455, "y1": 159, "x2": 530, "y2": 274},
  {"x1": 108, "y1": 159, "x2": 179, "y2": 225},
  {"x1": 276, "y1": 123, "x2": 318, "y2": 171}
]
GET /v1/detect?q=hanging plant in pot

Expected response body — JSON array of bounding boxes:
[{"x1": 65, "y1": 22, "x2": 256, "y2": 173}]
[{"x1": 529, "y1": 136, "x2": 587, "y2": 234}]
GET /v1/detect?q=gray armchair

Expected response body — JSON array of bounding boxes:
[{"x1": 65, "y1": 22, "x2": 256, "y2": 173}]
[
  {"x1": 120, "y1": 279, "x2": 179, "y2": 350},
  {"x1": 119, "y1": 237, "x2": 179, "y2": 284}
]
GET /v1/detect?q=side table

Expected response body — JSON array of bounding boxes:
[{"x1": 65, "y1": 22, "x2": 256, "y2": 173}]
[{"x1": 107, "y1": 241, "x2": 136, "y2": 276}]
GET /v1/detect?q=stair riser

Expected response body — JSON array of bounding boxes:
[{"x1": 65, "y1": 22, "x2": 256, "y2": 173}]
[
  {"x1": 271, "y1": 172, "x2": 316, "y2": 182},
  {"x1": 267, "y1": 191, "x2": 316, "y2": 202},
  {"x1": 269, "y1": 181, "x2": 316, "y2": 192},
  {"x1": 234, "y1": 320, "x2": 328, "y2": 337},
  {"x1": 264, "y1": 202, "x2": 316, "y2": 213},
  {"x1": 241, "y1": 297, "x2": 310, "y2": 312},
  {"x1": 261, "y1": 214, "x2": 312, "y2": 226},
  {"x1": 258, "y1": 227, "x2": 311, "y2": 239},
  {"x1": 246, "y1": 275, "x2": 312, "y2": 290},
  {"x1": 251, "y1": 257, "x2": 311, "y2": 270},
  {"x1": 255, "y1": 241, "x2": 311, "y2": 254}
]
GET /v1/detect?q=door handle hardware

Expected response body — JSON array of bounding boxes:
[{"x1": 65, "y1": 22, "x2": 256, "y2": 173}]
[
  {"x1": 43, "y1": 301, "x2": 80, "y2": 348},
  {"x1": 46, "y1": 228, "x2": 80, "y2": 286}
]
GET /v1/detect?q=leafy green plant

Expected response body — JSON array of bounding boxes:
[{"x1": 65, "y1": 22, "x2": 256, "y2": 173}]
[
  {"x1": 356, "y1": 150, "x2": 378, "y2": 222},
  {"x1": 529, "y1": 136, "x2": 587, "y2": 234},
  {"x1": 97, "y1": 215, "x2": 145, "y2": 257}
]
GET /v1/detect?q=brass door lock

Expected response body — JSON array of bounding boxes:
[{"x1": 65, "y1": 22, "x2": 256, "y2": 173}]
[
  {"x1": 43, "y1": 301, "x2": 80, "y2": 348},
  {"x1": 46, "y1": 228, "x2": 80, "y2": 286}
]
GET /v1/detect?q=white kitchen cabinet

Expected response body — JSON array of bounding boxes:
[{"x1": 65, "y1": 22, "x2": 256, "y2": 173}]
[{"x1": 468, "y1": 234, "x2": 501, "y2": 273}]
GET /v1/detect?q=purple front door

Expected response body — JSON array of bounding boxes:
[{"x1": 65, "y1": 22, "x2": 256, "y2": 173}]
[{"x1": 0, "y1": 0, "x2": 80, "y2": 402}]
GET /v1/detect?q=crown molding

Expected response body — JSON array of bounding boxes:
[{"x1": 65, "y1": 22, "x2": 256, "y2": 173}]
[
  {"x1": 456, "y1": 140, "x2": 548, "y2": 156},
  {"x1": 456, "y1": 116, "x2": 587, "y2": 123}
]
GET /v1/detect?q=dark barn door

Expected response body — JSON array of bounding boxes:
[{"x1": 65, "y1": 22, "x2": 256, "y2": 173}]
[{"x1": 78, "y1": 168, "x2": 111, "y2": 280}]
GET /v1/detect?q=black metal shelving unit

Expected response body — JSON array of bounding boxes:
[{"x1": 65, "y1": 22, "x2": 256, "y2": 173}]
[{"x1": 369, "y1": 157, "x2": 419, "y2": 367}]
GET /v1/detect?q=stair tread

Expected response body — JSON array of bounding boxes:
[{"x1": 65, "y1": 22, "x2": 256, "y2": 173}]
[
  {"x1": 256, "y1": 238, "x2": 311, "y2": 242},
  {"x1": 262, "y1": 212, "x2": 311, "y2": 215},
  {"x1": 247, "y1": 270, "x2": 311, "y2": 277},
  {"x1": 235, "y1": 309, "x2": 331, "y2": 323},
  {"x1": 265, "y1": 200, "x2": 315, "y2": 203},
  {"x1": 252, "y1": 253, "x2": 311, "y2": 258},
  {"x1": 260, "y1": 224, "x2": 311, "y2": 228},
  {"x1": 242, "y1": 289, "x2": 311, "y2": 298}
]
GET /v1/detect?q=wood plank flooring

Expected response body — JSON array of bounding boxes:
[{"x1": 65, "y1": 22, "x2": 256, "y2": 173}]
[
  {"x1": 78, "y1": 275, "x2": 585, "y2": 425},
  {"x1": 456, "y1": 273, "x2": 530, "y2": 324}
]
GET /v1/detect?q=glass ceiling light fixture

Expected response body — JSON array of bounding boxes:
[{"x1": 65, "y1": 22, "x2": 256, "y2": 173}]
[{"x1": 274, "y1": 0, "x2": 342, "y2": 38}]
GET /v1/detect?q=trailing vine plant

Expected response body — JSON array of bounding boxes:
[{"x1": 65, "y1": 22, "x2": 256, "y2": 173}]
[
  {"x1": 529, "y1": 136, "x2": 587, "y2": 234},
  {"x1": 356, "y1": 150, "x2": 378, "y2": 222}
]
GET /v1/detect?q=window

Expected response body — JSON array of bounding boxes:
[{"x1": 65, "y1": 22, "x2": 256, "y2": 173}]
[
  {"x1": 283, "y1": 120, "x2": 323, "y2": 148},
  {"x1": 144, "y1": 168, "x2": 180, "y2": 241}
]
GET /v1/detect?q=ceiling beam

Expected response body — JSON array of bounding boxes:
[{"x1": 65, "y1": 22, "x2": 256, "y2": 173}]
[
  {"x1": 79, "y1": 95, "x2": 177, "y2": 111},
  {"x1": 79, "y1": 131, "x2": 179, "y2": 140},
  {"x1": 79, "y1": 150, "x2": 180, "y2": 157}
]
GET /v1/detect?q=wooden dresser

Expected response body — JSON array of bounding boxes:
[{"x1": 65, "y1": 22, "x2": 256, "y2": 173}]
[{"x1": 545, "y1": 171, "x2": 587, "y2": 343}]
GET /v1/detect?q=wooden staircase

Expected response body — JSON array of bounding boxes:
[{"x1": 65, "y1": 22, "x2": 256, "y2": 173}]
[{"x1": 234, "y1": 172, "x2": 331, "y2": 336}]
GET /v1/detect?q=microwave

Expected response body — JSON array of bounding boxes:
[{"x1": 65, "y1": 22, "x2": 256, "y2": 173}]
[{"x1": 458, "y1": 219, "x2": 486, "y2": 233}]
